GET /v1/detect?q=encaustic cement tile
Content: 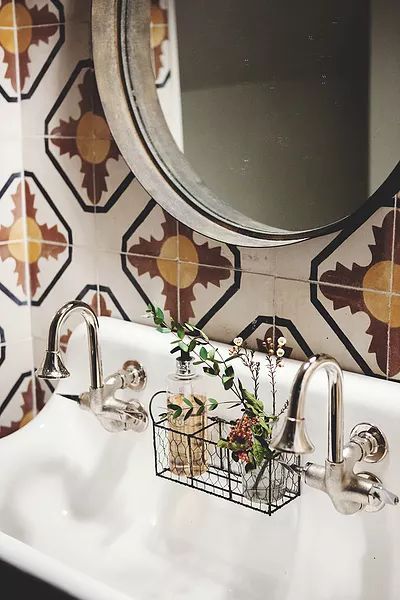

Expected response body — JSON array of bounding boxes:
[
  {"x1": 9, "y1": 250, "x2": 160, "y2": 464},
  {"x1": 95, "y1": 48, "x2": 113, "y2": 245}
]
[
  {"x1": 121, "y1": 205, "x2": 240, "y2": 327},
  {"x1": 177, "y1": 221, "x2": 238, "y2": 270},
  {"x1": 385, "y1": 205, "x2": 400, "y2": 380},
  {"x1": 0, "y1": 0, "x2": 64, "y2": 103},
  {"x1": 178, "y1": 260, "x2": 240, "y2": 328},
  {"x1": 100, "y1": 187, "x2": 167, "y2": 256},
  {"x1": 189, "y1": 270, "x2": 274, "y2": 346},
  {"x1": 21, "y1": 0, "x2": 90, "y2": 24},
  {"x1": 22, "y1": 20, "x2": 90, "y2": 135},
  {"x1": 0, "y1": 172, "x2": 72, "y2": 306},
  {"x1": 388, "y1": 295, "x2": 400, "y2": 381},
  {"x1": 0, "y1": 254, "x2": 31, "y2": 341},
  {"x1": 0, "y1": 340, "x2": 39, "y2": 438},
  {"x1": 0, "y1": 139, "x2": 22, "y2": 191},
  {"x1": 30, "y1": 244, "x2": 97, "y2": 339},
  {"x1": 0, "y1": 175, "x2": 32, "y2": 343},
  {"x1": 0, "y1": 95, "x2": 21, "y2": 139},
  {"x1": 313, "y1": 208, "x2": 396, "y2": 292},
  {"x1": 236, "y1": 315, "x2": 313, "y2": 364},
  {"x1": 275, "y1": 278, "x2": 363, "y2": 374},
  {"x1": 98, "y1": 250, "x2": 177, "y2": 325},
  {"x1": 45, "y1": 60, "x2": 133, "y2": 213},
  {"x1": 311, "y1": 206, "x2": 398, "y2": 378},
  {"x1": 23, "y1": 137, "x2": 96, "y2": 248}
]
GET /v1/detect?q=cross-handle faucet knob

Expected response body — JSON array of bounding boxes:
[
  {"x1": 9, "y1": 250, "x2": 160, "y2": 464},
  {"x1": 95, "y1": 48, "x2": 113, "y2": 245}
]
[
  {"x1": 37, "y1": 300, "x2": 149, "y2": 433},
  {"x1": 357, "y1": 472, "x2": 399, "y2": 512},
  {"x1": 371, "y1": 484, "x2": 400, "y2": 507},
  {"x1": 270, "y1": 354, "x2": 397, "y2": 515}
]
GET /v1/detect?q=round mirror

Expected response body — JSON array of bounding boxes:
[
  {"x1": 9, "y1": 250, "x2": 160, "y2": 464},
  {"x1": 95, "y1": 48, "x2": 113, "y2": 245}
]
[{"x1": 93, "y1": 0, "x2": 400, "y2": 247}]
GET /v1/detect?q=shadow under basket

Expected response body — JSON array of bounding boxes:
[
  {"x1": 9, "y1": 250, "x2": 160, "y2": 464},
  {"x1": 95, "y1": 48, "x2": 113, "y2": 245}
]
[{"x1": 151, "y1": 412, "x2": 301, "y2": 516}]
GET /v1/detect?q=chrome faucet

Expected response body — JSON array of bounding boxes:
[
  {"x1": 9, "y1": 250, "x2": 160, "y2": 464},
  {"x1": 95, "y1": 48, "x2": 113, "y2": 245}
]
[
  {"x1": 271, "y1": 354, "x2": 398, "y2": 515},
  {"x1": 37, "y1": 301, "x2": 148, "y2": 433}
]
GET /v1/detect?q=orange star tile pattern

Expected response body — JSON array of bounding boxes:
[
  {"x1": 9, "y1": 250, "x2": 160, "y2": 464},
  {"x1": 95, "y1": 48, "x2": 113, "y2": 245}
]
[
  {"x1": 320, "y1": 210, "x2": 397, "y2": 375},
  {"x1": 50, "y1": 68, "x2": 122, "y2": 206},
  {"x1": 0, "y1": 0, "x2": 61, "y2": 98},
  {"x1": 0, "y1": 178, "x2": 67, "y2": 297},
  {"x1": 128, "y1": 211, "x2": 232, "y2": 322}
]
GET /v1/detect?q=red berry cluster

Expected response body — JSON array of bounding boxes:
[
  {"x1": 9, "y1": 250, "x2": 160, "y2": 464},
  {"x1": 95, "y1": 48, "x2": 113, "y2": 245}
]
[{"x1": 228, "y1": 415, "x2": 257, "y2": 463}]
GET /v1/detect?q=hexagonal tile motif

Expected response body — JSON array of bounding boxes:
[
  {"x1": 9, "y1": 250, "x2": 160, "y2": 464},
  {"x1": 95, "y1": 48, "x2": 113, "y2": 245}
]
[
  {"x1": 45, "y1": 59, "x2": 134, "y2": 212},
  {"x1": 0, "y1": 172, "x2": 72, "y2": 305},
  {"x1": 237, "y1": 315, "x2": 313, "y2": 362},
  {"x1": 311, "y1": 202, "x2": 397, "y2": 377},
  {"x1": 122, "y1": 202, "x2": 240, "y2": 324},
  {"x1": 0, "y1": 0, "x2": 64, "y2": 101}
]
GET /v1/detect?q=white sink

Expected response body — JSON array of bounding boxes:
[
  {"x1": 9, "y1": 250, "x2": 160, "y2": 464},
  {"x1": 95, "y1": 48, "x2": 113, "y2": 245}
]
[{"x1": 0, "y1": 317, "x2": 399, "y2": 600}]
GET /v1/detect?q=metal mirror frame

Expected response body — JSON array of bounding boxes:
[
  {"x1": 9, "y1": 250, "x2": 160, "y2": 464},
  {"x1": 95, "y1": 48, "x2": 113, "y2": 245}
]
[{"x1": 92, "y1": 0, "x2": 400, "y2": 248}]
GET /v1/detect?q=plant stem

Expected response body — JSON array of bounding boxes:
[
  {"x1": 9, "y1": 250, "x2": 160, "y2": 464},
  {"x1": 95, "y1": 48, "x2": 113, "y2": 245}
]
[{"x1": 251, "y1": 458, "x2": 270, "y2": 493}]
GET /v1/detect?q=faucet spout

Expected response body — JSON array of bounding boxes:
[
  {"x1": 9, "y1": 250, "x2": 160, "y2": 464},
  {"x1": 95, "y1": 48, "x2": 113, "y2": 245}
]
[
  {"x1": 37, "y1": 300, "x2": 103, "y2": 390},
  {"x1": 271, "y1": 354, "x2": 396, "y2": 515},
  {"x1": 271, "y1": 354, "x2": 344, "y2": 464},
  {"x1": 36, "y1": 300, "x2": 149, "y2": 434}
]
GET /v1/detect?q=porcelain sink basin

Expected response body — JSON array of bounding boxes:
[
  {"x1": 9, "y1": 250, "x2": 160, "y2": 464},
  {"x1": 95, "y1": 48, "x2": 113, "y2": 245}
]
[{"x1": 0, "y1": 317, "x2": 399, "y2": 600}]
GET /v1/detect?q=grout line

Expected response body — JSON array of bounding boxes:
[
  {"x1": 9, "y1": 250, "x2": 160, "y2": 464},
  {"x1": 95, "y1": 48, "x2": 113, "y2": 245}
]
[
  {"x1": 0, "y1": 238, "x2": 25, "y2": 246},
  {"x1": 11, "y1": 1, "x2": 37, "y2": 414},
  {"x1": 23, "y1": 135, "x2": 114, "y2": 141},
  {"x1": 388, "y1": 195, "x2": 397, "y2": 296},
  {"x1": 15, "y1": 133, "x2": 114, "y2": 142},
  {"x1": 272, "y1": 276, "x2": 277, "y2": 344},
  {"x1": 176, "y1": 261, "x2": 181, "y2": 323},
  {"x1": 13, "y1": 240, "x2": 397, "y2": 298},
  {"x1": 14, "y1": 21, "x2": 91, "y2": 30},
  {"x1": 176, "y1": 221, "x2": 181, "y2": 321},
  {"x1": 95, "y1": 231, "x2": 101, "y2": 316},
  {"x1": 92, "y1": 247, "x2": 399, "y2": 297},
  {"x1": 386, "y1": 194, "x2": 398, "y2": 379}
]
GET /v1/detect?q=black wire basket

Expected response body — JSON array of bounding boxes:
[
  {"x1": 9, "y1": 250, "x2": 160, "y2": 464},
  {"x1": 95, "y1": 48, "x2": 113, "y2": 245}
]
[{"x1": 150, "y1": 394, "x2": 301, "y2": 516}]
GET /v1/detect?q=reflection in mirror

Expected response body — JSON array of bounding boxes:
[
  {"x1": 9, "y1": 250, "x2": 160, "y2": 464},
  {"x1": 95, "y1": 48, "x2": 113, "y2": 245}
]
[{"x1": 151, "y1": 0, "x2": 400, "y2": 231}]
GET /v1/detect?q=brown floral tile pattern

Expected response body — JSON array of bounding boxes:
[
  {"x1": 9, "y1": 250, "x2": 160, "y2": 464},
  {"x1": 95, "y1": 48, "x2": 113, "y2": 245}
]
[
  {"x1": 0, "y1": 376, "x2": 46, "y2": 436},
  {"x1": 0, "y1": 0, "x2": 64, "y2": 101},
  {"x1": 312, "y1": 203, "x2": 397, "y2": 377},
  {"x1": 320, "y1": 211, "x2": 395, "y2": 293},
  {"x1": 50, "y1": 68, "x2": 117, "y2": 202},
  {"x1": 0, "y1": 172, "x2": 71, "y2": 305},
  {"x1": 123, "y1": 207, "x2": 237, "y2": 324},
  {"x1": 2, "y1": 0, "x2": 400, "y2": 435},
  {"x1": 0, "y1": 340, "x2": 45, "y2": 438},
  {"x1": 0, "y1": 180, "x2": 66, "y2": 294},
  {"x1": 46, "y1": 60, "x2": 133, "y2": 212}
]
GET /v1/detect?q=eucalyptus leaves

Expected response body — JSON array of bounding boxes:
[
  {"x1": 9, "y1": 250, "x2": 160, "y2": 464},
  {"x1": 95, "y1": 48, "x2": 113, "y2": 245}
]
[{"x1": 147, "y1": 305, "x2": 288, "y2": 472}]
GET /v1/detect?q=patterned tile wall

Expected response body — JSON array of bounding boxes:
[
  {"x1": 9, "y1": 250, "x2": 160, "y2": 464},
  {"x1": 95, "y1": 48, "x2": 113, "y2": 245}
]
[{"x1": 0, "y1": 0, "x2": 399, "y2": 438}]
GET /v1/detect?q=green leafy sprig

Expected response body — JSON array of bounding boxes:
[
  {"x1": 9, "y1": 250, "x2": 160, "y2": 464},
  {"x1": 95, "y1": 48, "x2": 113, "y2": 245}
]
[{"x1": 147, "y1": 305, "x2": 288, "y2": 471}]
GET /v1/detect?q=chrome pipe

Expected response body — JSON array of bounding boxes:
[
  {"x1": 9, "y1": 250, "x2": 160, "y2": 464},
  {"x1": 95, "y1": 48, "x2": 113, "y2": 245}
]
[
  {"x1": 272, "y1": 354, "x2": 344, "y2": 463},
  {"x1": 38, "y1": 300, "x2": 103, "y2": 390}
]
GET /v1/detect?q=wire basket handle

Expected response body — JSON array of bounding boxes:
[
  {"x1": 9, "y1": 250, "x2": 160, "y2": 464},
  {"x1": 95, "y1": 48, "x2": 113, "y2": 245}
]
[{"x1": 149, "y1": 389, "x2": 168, "y2": 424}]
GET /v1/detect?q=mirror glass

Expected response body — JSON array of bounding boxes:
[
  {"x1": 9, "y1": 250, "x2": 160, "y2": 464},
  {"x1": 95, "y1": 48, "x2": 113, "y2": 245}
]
[{"x1": 149, "y1": 0, "x2": 400, "y2": 232}]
